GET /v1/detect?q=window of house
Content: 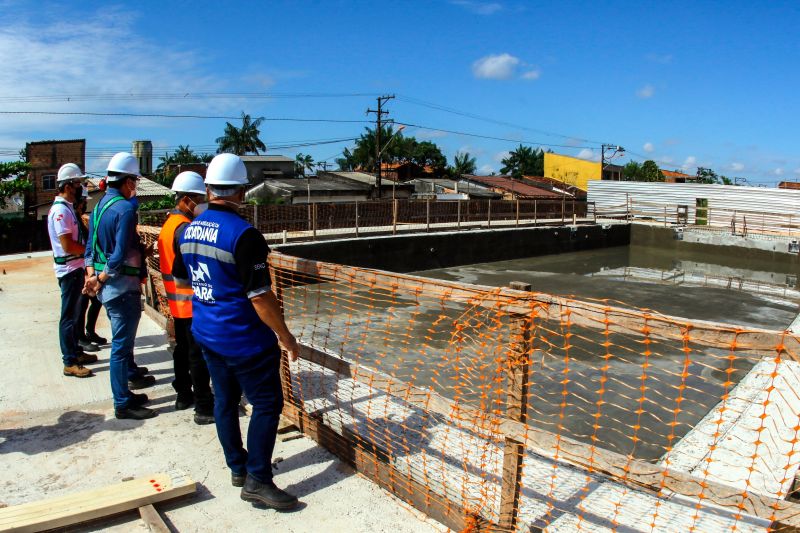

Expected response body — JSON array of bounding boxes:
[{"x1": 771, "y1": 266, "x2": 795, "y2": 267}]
[{"x1": 42, "y1": 174, "x2": 56, "y2": 191}]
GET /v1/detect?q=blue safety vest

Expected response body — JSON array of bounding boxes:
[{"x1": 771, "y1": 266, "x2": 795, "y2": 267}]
[{"x1": 179, "y1": 207, "x2": 276, "y2": 357}]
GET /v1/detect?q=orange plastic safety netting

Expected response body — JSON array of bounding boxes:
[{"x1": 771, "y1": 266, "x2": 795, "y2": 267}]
[{"x1": 140, "y1": 224, "x2": 800, "y2": 532}]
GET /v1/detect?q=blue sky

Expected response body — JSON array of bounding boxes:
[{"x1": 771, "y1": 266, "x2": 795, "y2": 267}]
[{"x1": 2, "y1": 0, "x2": 799, "y2": 184}]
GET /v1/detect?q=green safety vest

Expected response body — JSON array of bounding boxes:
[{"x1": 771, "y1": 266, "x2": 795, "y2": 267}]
[{"x1": 91, "y1": 196, "x2": 142, "y2": 277}]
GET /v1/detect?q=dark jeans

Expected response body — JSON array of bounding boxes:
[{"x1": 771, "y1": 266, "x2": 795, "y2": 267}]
[
  {"x1": 57, "y1": 268, "x2": 85, "y2": 366},
  {"x1": 77, "y1": 294, "x2": 102, "y2": 338},
  {"x1": 104, "y1": 291, "x2": 141, "y2": 409},
  {"x1": 173, "y1": 317, "x2": 214, "y2": 415},
  {"x1": 202, "y1": 343, "x2": 283, "y2": 482}
]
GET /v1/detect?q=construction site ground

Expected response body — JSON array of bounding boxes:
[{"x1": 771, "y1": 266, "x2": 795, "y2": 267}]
[{"x1": 0, "y1": 253, "x2": 446, "y2": 533}]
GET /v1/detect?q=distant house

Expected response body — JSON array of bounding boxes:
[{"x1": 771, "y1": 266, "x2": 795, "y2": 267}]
[
  {"x1": 519, "y1": 176, "x2": 586, "y2": 200},
  {"x1": 410, "y1": 178, "x2": 501, "y2": 200},
  {"x1": 662, "y1": 170, "x2": 696, "y2": 183},
  {"x1": 25, "y1": 139, "x2": 86, "y2": 209},
  {"x1": 318, "y1": 171, "x2": 414, "y2": 199},
  {"x1": 165, "y1": 162, "x2": 207, "y2": 178},
  {"x1": 246, "y1": 176, "x2": 372, "y2": 205},
  {"x1": 380, "y1": 161, "x2": 437, "y2": 181},
  {"x1": 603, "y1": 163, "x2": 624, "y2": 181},
  {"x1": 461, "y1": 175, "x2": 569, "y2": 200},
  {"x1": 240, "y1": 155, "x2": 295, "y2": 183},
  {"x1": 543, "y1": 152, "x2": 600, "y2": 191},
  {"x1": 779, "y1": 181, "x2": 800, "y2": 190}
]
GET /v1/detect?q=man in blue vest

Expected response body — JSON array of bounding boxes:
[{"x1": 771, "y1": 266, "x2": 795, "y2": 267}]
[
  {"x1": 84, "y1": 152, "x2": 157, "y2": 421},
  {"x1": 172, "y1": 153, "x2": 300, "y2": 510}
]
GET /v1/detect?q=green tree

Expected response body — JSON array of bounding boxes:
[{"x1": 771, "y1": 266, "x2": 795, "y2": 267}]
[
  {"x1": 696, "y1": 167, "x2": 734, "y2": 185},
  {"x1": 641, "y1": 160, "x2": 665, "y2": 182},
  {"x1": 451, "y1": 151, "x2": 477, "y2": 176},
  {"x1": 216, "y1": 112, "x2": 267, "y2": 155},
  {"x1": 500, "y1": 145, "x2": 545, "y2": 178},
  {"x1": 623, "y1": 161, "x2": 642, "y2": 181},
  {"x1": 336, "y1": 126, "x2": 447, "y2": 175},
  {"x1": 295, "y1": 153, "x2": 315, "y2": 176},
  {"x1": 0, "y1": 161, "x2": 32, "y2": 208}
]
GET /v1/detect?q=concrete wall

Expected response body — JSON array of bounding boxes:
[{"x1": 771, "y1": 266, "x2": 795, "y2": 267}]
[
  {"x1": 276, "y1": 223, "x2": 630, "y2": 272},
  {"x1": 544, "y1": 153, "x2": 600, "y2": 192},
  {"x1": 630, "y1": 224, "x2": 800, "y2": 270}
]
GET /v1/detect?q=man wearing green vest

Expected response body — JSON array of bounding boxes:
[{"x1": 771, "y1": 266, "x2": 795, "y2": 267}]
[{"x1": 84, "y1": 152, "x2": 157, "y2": 420}]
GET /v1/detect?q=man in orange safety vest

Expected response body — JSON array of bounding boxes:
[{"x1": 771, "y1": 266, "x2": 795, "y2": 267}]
[{"x1": 158, "y1": 171, "x2": 214, "y2": 425}]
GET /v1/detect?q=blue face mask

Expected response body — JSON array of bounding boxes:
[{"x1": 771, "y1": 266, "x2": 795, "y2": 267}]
[{"x1": 129, "y1": 196, "x2": 139, "y2": 211}]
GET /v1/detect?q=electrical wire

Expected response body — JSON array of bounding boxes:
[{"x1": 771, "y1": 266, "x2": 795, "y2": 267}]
[
  {"x1": 0, "y1": 92, "x2": 377, "y2": 103},
  {"x1": 0, "y1": 110, "x2": 371, "y2": 123}
]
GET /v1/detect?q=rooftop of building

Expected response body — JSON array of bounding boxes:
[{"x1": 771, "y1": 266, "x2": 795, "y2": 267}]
[{"x1": 462, "y1": 174, "x2": 565, "y2": 198}]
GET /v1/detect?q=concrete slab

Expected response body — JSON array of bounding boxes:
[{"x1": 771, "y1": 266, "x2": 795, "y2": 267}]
[{"x1": 0, "y1": 257, "x2": 447, "y2": 533}]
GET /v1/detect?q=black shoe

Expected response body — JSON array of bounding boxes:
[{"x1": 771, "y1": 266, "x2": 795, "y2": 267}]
[
  {"x1": 128, "y1": 374, "x2": 156, "y2": 390},
  {"x1": 241, "y1": 476, "x2": 298, "y2": 510},
  {"x1": 175, "y1": 396, "x2": 194, "y2": 411},
  {"x1": 231, "y1": 472, "x2": 246, "y2": 487},
  {"x1": 194, "y1": 412, "x2": 215, "y2": 425},
  {"x1": 130, "y1": 366, "x2": 149, "y2": 377},
  {"x1": 129, "y1": 393, "x2": 149, "y2": 407},
  {"x1": 78, "y1": 339, "x2": 100, "y2": 352},
  {"x1": 115, "y1": 406, "x2": 157, "y2": 420},
  {"x1": 76, "y1": 352, "x2": 98, "y2": 365},
  {"x1": 86, "y1": 332, "x2": 108, "y2": 345}
]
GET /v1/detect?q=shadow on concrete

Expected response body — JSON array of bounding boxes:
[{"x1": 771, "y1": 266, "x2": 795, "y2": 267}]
[{"x1": 0, "y1": 411, "x2": 143, "y2": 455}]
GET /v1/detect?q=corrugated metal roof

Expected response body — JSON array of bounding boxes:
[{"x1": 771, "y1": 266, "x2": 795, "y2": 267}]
[
  {"x1": 463, "y1": 175, "x2": 564, "y2": 198},
  {"x1": 588, "y1": 180, "x2": 800, "y2": 217},
  {"x1": 240, "y1": 155, "x2": 294, "y2": 163},
  {"x1": 88, "y1": 177, "x2": 172, "y2": 199},
  {"x1": 249, "y1": 177, "x2": 371, "y2": 194}
]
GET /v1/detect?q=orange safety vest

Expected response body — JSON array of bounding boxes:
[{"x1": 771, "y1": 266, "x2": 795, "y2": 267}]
[{"x1": 158, "y1": 211, "x2": 194, "y2": 318}]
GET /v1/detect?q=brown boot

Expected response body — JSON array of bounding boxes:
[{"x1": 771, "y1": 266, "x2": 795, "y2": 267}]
[
  {"x1": 63, "y1": 365, "x2": 93, "y2": 378},
  {"x1": 76, "y1": 353, "x2": 98, "y2": 365}
]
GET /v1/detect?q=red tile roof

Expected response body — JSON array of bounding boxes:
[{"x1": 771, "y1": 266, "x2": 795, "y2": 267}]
[{"x1": 661, "y1": 170, "x2": 694, "y2": 179}]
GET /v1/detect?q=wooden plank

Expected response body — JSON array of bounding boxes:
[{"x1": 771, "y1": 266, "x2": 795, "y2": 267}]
[
  {"x1": 0, "y1": 471, "x2": 195, "y2": 533},
  {"x1": 282, "y1": 403, "x2": 493, "y2": 532},
  {"x1": 498, "y1": 284, "x2": 532, "y2": 531},
  {"x1": 270, "y1": 252, "x2": 800, "y2": 353},
  {"x1": 138, "y1": 504, "x2": 170, "y2": 533},
  {"x1": 295, "y1": 343, "x2": 800, "y2": 529}
]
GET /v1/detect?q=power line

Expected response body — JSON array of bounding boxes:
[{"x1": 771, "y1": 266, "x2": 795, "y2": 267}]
[
  {"x1": 395, "y1": 94, "x2": 605, "y2": 145},
  {"x1": 0, "y1": 110, "x2": 371, "y2": 123},
  {"x1": 393, "y1": 120, "x2": 595, "y2": 150},
  {"x1": 0, "y1": 92, "x2": 377, "y2": 103}
]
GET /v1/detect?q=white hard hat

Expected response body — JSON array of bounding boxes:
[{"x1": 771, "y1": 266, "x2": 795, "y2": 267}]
[
  {"x1": 171, "y1": 171, "x2": 206, "y2": 195},
  {"x1": 106, "y1": 152, "x2": 142, "y2": 181},
  {"x1": 57, "y1": 163, "x2": 86, "y2": 184},
  {"x1": 205, "y1": 153, "x2": 248, "y2": 186}
]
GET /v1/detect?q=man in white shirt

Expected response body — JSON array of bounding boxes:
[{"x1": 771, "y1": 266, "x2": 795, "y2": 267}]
[{"x1": 47, "y1": 163, "x2": 97, "y2": 378}]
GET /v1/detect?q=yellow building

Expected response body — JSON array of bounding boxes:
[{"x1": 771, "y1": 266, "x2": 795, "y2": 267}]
[{"x1": 543, "y1": 152, "x2": 601, "y2": 191}]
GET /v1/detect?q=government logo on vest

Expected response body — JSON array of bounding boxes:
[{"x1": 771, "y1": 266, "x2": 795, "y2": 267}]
[{"x1": 189, "y1": 262, "x2": 215, "y2": 302}]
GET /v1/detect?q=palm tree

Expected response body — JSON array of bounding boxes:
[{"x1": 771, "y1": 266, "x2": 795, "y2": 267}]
[
  {"x1": 500, "y1": 144, "x2": 545, "y2": 178},
  {"x1": 216, "y1": 112, "x2": 267, "y2": 155},
  {"x1": 295, "y1": 153, "x2": 315, "y2": 176},
  {"x1": 451, "y1": 151, "x2": 477, "y2": 176}
]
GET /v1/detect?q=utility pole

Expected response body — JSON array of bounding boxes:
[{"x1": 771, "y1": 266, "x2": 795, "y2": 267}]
[
  {"x1": 601, "y1": 144, "x2": 625, "y2": 180},
  {"x1": 367, "y1": 94, "x2": 394, "y2": 198},
  {"x1": 317, "y1": 161, "x2": 329, "y2": 172}
]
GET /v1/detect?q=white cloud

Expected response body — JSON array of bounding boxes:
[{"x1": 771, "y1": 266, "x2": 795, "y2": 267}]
[
  {"x1": 450, "y1": 0, "x2": 503, "y2": 14},
  {"x1": 577, "y1": 148, "x2": 599, "y2": 161},
  {"x1": 636, "y1": 84, "x2": 655, "y2": 99},
  {"x1": 643, "y1": 142, "x2": 654, "y2": 153},
  {"x1": 472, "y1": 53, "x2": 520, "y2": 80},
  {"x1": 416, "y1": 129, "x2": 448, "y2": 139},
  {"x1": 521, "y1": 69, "x2": 541, "y2": 80},
  {"x1": 477, "y1": 164, "x2": 495, "y2": 175},
  {"x1": 681, "y1": 156, "x2": 697, "y2": 172},
  {"x1": 774, "y1": 168, "x2": 785, "y2": 176},
  {"x1": 493, "y1": 150, "x2": 511, "y2": 163},
  {"x1": 730, "y1": 162, "x2": 745, "y2": 172},
  {"x1": 646, "y1": 53, "x2": 673, "y2": 64},
  {"x1": 0, "y1": 6, "x2": 230, "y2": 135}
]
